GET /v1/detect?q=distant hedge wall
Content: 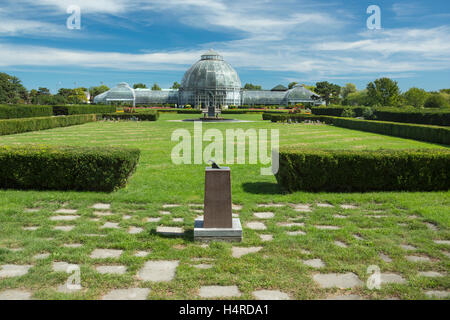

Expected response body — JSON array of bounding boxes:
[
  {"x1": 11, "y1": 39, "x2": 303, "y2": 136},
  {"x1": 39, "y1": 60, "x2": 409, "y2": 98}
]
[
  {"x1": 0, "y1": 114, "x2": 97, "y2": 136},
  {"x1": 101, "y1": 111, "x2": 159, "y2": 121},
  {"x1": 0, "y1": 105, "x2": 53, "y2": 119},
  {"x1": 276, "y1": 148, "x2": 450, "y2": 192},
  {"x1": 0, "y1": 145, "x2": 140, "y2": 192},
  {"x1": 310, "y1": 106, "x2": 450, "y2": 126},
  {"x1": 265, "y1": 114, "x2": 450, "y2": 145},
  {"x1": 53, "y1": 105, "x2": 116, "y2": 115}
]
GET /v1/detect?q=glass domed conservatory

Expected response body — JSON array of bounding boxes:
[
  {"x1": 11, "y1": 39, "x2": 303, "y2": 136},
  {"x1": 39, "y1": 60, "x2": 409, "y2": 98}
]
[{"x1": 94, "y1": 51, "x2": 323, "y2": 107}]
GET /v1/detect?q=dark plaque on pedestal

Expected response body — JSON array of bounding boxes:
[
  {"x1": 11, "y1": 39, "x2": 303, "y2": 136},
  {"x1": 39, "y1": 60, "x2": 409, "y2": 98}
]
[{"x1": 194, "y1": 165, "x2": 242, "y2": 242}]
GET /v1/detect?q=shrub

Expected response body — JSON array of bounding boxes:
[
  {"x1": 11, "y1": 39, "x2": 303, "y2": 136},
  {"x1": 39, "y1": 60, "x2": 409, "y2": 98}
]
[
  {"x1": 276, "y1": 148, "x2": 450, "y2": 192},
  {"x1": 101, "y1": 111, "x2": 159, "y2": 121},
  {"x1": 53, "y1": 105, "x2": 116, "y2": 115},
  {"x1": 0, "y1": 105, "x2": 53, "y2": 119},
  {"x1": 0, "y1": 145, "x2": 140, "y2": 192},
  {"x1": 424, "y1": 94, "x2": 449, "y2": 109},
  {"x1": 362, "y1": 107, "x2": 375, "y2": 120},
  {"x1": 0, "y1": 114, "x2": 97, "y2": 136},
  {"x1": 341, "y1": 108, "x2": 356, "y2": 118},
  {"x1": 177, "y1": 110, "x2": 202, "y2": 114},
  {"x1": 267, "y1": 114, "x2": 450, "y2": 145}
]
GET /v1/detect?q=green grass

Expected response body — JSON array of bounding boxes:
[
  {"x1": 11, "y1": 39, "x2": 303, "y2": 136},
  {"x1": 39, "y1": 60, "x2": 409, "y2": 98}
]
[{"x1": 0, "y1": 113, "x2": 448, "y2": 300}]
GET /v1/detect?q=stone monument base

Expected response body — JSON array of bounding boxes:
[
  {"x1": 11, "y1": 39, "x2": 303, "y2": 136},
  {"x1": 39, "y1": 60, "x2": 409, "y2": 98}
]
[{"x1": 194, "y1": 217, "x2": 243, "y2": 242}]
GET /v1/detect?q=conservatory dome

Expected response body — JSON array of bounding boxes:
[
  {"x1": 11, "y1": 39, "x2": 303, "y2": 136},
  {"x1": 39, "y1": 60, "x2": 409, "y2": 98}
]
[{"x1": 180, "y1": 50, "x2": 241, "y2": 90}]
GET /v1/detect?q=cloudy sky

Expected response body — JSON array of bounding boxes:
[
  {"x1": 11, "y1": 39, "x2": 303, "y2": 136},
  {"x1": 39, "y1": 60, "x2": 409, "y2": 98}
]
[{"x1": 1, "y1": 0, "x2": 449, "y2": 92}]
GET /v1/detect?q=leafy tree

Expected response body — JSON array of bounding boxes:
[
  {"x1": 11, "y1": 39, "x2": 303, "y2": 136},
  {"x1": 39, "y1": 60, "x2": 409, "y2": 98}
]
[
  {"x1": 424, "y1": 94, "x2": 449, "y2": 109},
  {"x1": 151, "y1": 83, "x2": 162, "y2": 91},
  {"x1": 0, "y1": 73, "x2": 29, "y2": 103},
  {"x1": 38, "y1": 87, "x2": 51, "y2": 95},
  {"x1": 89, "y1": 85, "x2": 109, "y2": 101},
  {"x1": 243, "y1": 83, "x2": 262, "y2": 90},
  {"x1": 341, "y1": 83, "x2": 357, "y2": 100},
  {"x1": 288, "y1": 82, "x2": 299, "y2": 89},
  {"x1": 314, "y1": 81, "x2": 341, "y2": 106},
  {"x1": 344, "y1": 90, "x2": 371, "y2": 106},
  {"x1": 68, "y1": 88, "x2": 88, "y2": 104},
  {"x1": 171, "y1": 82, "x2": 181, "y2": 89},
  {"x1": 367, "y1": 78, "x2": 401, "y2": 106},
  {"x1": 133, "y1": 83, "x2": 147, "y2": 89},
  {"x1": 440, "y1": 89, "x2": 450, "y2": 94},
  {"x1": 403, "y1": 87, "x2": 428, "y2": 108}
]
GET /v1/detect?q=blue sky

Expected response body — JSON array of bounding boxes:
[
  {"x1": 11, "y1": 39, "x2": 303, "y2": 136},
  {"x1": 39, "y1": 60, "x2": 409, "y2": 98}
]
[{"x1": 0, "y1": 0, "x2": 449, "y2": 93}]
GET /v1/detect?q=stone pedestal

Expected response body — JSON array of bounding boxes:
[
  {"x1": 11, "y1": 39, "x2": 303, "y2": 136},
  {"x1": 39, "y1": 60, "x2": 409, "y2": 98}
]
[{"x1": 194, "y1": 167, "x2": 242, "y2": 242}]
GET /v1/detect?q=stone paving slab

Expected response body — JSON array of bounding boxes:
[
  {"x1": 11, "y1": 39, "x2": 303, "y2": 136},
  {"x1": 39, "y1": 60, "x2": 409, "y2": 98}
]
[
  {"x1": 418, "y1": 271, "x2": 444, "y2": 277},
  {"x1": 406, "y1": 255, "x2": 431, "y2": 263},
  {"x1": 232, "y1": 204, "x2": 243, "y2": 211},
  {"x1": 313, "y1": 273, "x2": 363, "y2": 289},
  {"x1": 277, "y1": 222, "x2": 304, "y2": 227},
  {"x1": 253, "y1": 212, "x2": 274, "y2": 219},
  {"x1": 303, "y1": 259, "x2": 325, "y2": 269},
  {"x1": 0, "y1": 289, "x2": 33, "y2": 300},
  {"x1": 33, "y1": 253, "x2": 50, "y2": 260},
  {"x1": 23, "y1": 226, "x2": 38, "y2": 231},
  {"x1": 134, "y1": 251, "x2": 151, "y2": 257},
  {"x1": 63, "y1": 244, "x2": 83, "y2": 248},
  {"x1": 353, "y1": 234, "x2": 364, "y2": 241},
  {"x1": 315, "y1": 225, "x2": 341, "y2": 230},
  {"x1": 434, "y1": 240, "x2": 450, "y2": 245},
  {"x1": 156, "y1": 226, "x2": 184, "y2": 236},
  {"x1": 123, "y1": 215, "x2": 132, "y2": 220},
  {"x1": 260, "y1": 234, "x2": 273, "y2": 242},
  {"x1": 24, "y1": 208, "x2": 41, "y2": 213},
  {"x1": 101, "y1": 222, "x2": 120, "y2": 229},
  {"x1": 128, "y1": 227, "x2": 144, "y2": 234},
  {"x1": 92, "y1": 203, "x2": 111, "y2": 210},
  {"x1": 380, "y1": 273, "x2": 407, "y2": 284},
  {"x1": 96, "y1": 265, "x2": 127, "y2": 275},
  {"x1": 257, "y1": 203, "x2": 285, "y2": 208},
  {"x1": 333, "y1": 215, "x2": 348, "y2": 219},
  {"x1": 252, "y1": 290, "x2": 290, "y2": 300},
  {"x1": 334, "y1": 241, "x2": 348, "y2": 248},
  {"x1": 162, "y1": 204, "x2": 180, "y2": 209},
  {"x1": 0, "y1": 265, "x2": 33, "y2": 278},
  {"x1": 102, "y1": 288, "x2": 150, "y2": 300},
  {"x1": 379, "y1": 253, "x2": 392, "y2": 263},
  {"x1": 146, "y1": 217, "x2": 161, "y2": 223},
  {"x1": 172, "y1": 218, "x2": 184, "y2": 223},
  {"x1": 90, "y1": 249, "x2": 123, "y2": 259},
  {"x1": 55, "y1": 209, "x2": 78, "y2": 214},
  {"x1": 316, "y1": 203, "x2": 334, "y2": 208},
  {"x1": 425, "y1": 223, "x2": 438, "y2": 231},
  {"x1": 159, "y1": 211, "x2": 171, "y2": 215},
  {"x1": 425, "y1": 290, "x2": 449, "y2": 299},
  {"x1": 246, "y1": 222, "x2": 267, "y2": 230},
  {"x1": 54, "y1": 226, "x2": 75, "y2": 232},
  {"x1": 94, "y1": 211, "x2": 113, "y2": 217},
  {"x1": 340, "y1": 204, "x2": 358, "y2": 209},
  {"x1": 199, "y1": 286, "x2": 241, "y2": 298},
  {"x1": 57, "y1": 283, "x2": 82, "y2": 294},
  {"x1": 138, "y1": 260, "x2": 179, "y2": 282},
  {"x1": 287, "y1": 231, "x2": 306, "y2": 236},
  {"x1": 400, "y1": 244, "x2": 416, "y2": 251},
  {"x1": 52, "y1": 262, "x2": 79, "y2": 273},
  {"x1": 232, "y1": 246, "x2": 262, "y2": 258},
  {"x1": 50, "y1": 215, "x2": 80, "y2": 221}
]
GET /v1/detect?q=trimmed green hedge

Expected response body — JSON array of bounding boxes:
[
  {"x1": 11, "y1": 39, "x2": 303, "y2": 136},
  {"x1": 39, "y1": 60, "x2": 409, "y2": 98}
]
[
  {"x1": 0, "y1": 114, "x2": 97, "y2": 136},
  {"x1": 0, "y1": 105, "x2": 53, "y2": 119},
  {"x1": 310, "y1": 106, "x2": 450, "y2": 126},
  {"x1": 101, "y1": 111, "x2": 159, "y2": 121},
  {"x1": 266, "y1": 114, "x2": 450, "y2": 145},
  {"x1": 0, "y1": 145, "x2": 140, "y2": 192},
  {"x1": 177, "y1": 110, "x2": 202, "y2": 114},
  {"x1": 53, "y1": 105, "x2": 116, "y2": 115},
  {"x1": 276, "y1": 148, "x2": 450, "y2": 192}
]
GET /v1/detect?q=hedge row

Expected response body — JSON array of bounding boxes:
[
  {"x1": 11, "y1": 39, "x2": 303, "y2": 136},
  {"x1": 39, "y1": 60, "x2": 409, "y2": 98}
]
[
  {"x1": 265, "y1": 114, "x2": 450, "y2": 145},
  {"x1": 276, "y1": 148, "x2": 450, "y2": 192},
  {"x1": 0, "y1": 114, "x2": 97, "y2": 136},
  {"x1": 101, "y1": 111, "x2": 159, "y2": 121},
  {"x1": 53, "y1": 105, "x2": 116, "y2": 115},
  {"x1": 310, "y1": 106, "x2": 450, "y2": 126},
  {"x1": 0, "y1": 105, "x2": 53, "y2": 119},
  {"x1": 0, "y1": 145, "x2": 140, "y2": 192}
]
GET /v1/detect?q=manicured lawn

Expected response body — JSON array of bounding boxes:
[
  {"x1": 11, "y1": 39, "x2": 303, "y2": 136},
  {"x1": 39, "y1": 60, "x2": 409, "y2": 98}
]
[{"x1": 0, "y1": 113, "x2": 448, "y2": 300}]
